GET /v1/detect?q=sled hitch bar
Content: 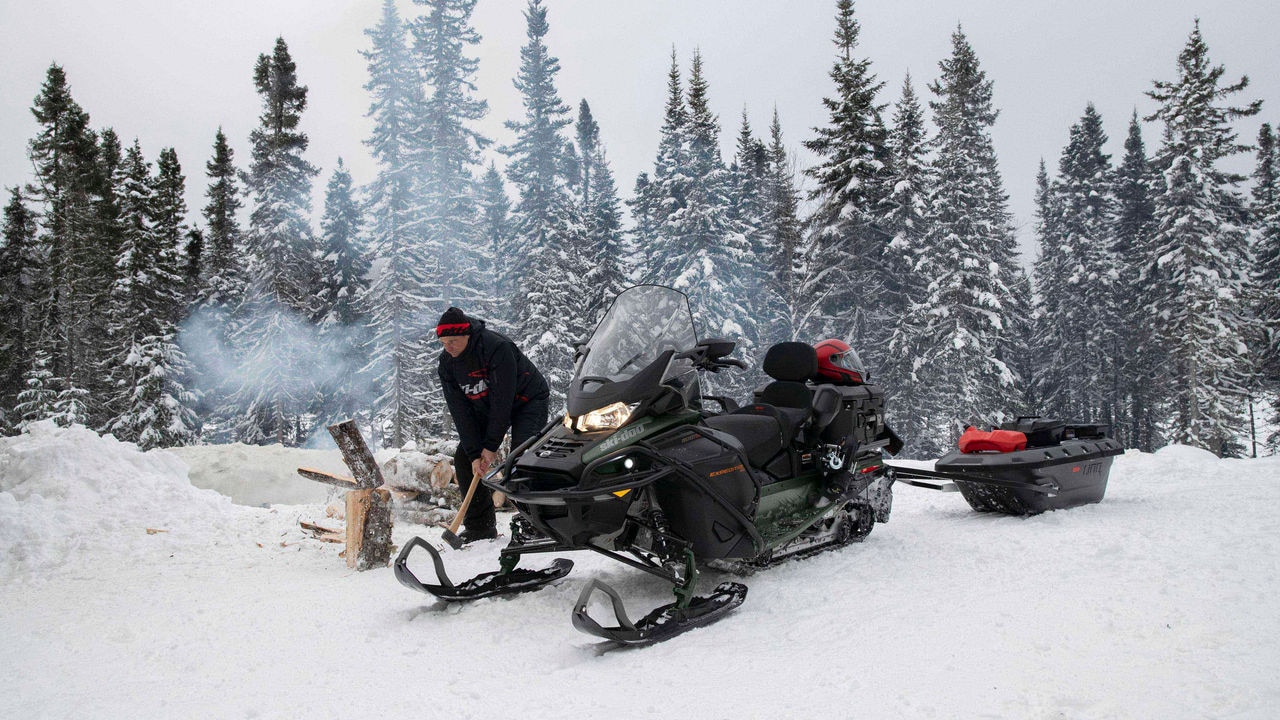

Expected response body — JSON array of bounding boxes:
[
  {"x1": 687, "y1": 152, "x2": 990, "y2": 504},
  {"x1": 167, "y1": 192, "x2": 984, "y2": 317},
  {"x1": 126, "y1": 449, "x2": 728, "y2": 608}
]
[{"x1": 885, "y1": 464, "x2": 1059, "y2": 495}]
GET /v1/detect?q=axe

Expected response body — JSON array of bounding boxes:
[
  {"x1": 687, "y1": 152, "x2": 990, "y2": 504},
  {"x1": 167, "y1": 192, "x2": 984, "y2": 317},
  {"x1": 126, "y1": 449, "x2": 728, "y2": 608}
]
[{"x1": 441, "y1": 463, "x2": 501, "y2": 550}]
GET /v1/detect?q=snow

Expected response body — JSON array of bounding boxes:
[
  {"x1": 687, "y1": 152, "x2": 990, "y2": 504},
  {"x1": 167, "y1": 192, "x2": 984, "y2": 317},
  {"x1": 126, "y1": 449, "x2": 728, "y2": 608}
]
[{"x1": 4, "y1": 425, "x2": 1280, "y2": 719}]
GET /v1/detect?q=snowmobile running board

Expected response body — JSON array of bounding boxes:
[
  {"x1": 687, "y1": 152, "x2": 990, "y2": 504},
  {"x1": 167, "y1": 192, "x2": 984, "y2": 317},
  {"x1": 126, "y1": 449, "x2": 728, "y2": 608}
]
[
  {"x1": 393, "y1": 536, "x2": 573, "y2": 602},
  {"x1": 572, "y1": 578, "x2": 748, "y2": 645}
]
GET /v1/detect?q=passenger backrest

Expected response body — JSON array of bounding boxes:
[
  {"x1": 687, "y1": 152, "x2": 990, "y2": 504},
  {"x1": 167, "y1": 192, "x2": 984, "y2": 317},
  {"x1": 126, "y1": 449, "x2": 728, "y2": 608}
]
[{"x1": 755, "y1": 342, "x2": 818, "y2": 409}]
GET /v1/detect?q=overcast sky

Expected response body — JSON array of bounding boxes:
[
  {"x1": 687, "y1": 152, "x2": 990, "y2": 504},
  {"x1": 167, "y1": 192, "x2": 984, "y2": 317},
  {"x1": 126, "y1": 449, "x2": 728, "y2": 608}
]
[{"x1": 2, "y1": 0, "x2": 1278, "y2": 261}]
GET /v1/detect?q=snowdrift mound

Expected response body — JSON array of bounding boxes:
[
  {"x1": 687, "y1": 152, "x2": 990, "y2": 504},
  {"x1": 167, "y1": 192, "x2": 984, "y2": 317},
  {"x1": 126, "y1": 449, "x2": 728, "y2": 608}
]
[
  {"x1": 0, "y1": 422, "x2": 235, "y2": 581},
  {"x1": 167, "y1": 441, "x2": 352, "y2": 507}
]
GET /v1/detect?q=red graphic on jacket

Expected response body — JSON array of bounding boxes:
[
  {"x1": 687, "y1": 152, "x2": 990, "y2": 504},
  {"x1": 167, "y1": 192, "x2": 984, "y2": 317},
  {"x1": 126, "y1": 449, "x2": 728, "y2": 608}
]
[{"x1": 462, "y1": 369, "x2": 489, "y2": 400}]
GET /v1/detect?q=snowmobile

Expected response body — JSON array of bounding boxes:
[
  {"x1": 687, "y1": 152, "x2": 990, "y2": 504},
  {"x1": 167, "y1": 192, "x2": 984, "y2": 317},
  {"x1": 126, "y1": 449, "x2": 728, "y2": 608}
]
[
  {"x1": 889, "y1": 418, "x2": 1124, "y2": 515},
  {"x1": 394, "y1": 284, "x2": 898, "y2": 644}
]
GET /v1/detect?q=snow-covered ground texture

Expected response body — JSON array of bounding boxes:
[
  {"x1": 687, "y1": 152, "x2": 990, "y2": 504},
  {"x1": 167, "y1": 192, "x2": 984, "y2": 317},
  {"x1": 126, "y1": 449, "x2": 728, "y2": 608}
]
[{"x1": 3, "y1": 423, "x2": 1278, "y2": 719}]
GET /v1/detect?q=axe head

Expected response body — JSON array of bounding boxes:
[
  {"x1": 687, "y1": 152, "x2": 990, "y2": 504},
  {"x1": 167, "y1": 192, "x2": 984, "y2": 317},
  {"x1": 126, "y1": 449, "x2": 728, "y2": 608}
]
[{"x1": 441, "y1": 528, "x2": 464, "y2": 550}]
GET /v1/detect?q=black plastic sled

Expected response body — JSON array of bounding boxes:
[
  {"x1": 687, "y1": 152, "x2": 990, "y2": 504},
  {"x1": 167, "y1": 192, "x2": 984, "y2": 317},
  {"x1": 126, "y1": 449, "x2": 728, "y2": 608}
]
[{"x1": 890, "y1": 418, "x2": 1123, "y2": 516}]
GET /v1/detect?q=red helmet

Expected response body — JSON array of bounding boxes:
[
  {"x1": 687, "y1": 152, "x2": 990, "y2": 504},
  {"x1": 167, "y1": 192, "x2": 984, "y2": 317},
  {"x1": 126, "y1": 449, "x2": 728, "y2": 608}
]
[{"x1": 814, "y1": 339, "x2": 866, "y2": 384}]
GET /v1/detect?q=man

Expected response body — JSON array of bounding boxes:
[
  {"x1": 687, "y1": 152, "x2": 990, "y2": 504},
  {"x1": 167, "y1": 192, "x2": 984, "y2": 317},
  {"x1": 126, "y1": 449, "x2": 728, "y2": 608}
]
[{"x1": 436, "y1": 307, "x2": 550, "y2": 544}]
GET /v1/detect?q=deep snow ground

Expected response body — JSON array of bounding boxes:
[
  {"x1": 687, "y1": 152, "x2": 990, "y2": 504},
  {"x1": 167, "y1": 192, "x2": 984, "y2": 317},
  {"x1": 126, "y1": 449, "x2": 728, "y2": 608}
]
[{"x1": 3, "y1": 423, "x2": 1279, "y2": 719}]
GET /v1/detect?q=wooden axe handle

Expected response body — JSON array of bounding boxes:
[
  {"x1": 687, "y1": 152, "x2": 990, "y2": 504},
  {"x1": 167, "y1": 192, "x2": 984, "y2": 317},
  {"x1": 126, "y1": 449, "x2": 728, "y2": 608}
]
[{"x1": 447, "y1": 466, "x2": 483, "y2": 536}]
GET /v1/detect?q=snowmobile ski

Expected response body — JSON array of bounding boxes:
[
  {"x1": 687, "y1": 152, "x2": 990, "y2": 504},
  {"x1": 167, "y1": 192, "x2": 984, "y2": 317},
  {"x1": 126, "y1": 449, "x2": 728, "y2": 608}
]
[
  {"x1": 571, "y1": 577, "x2": 748, "y2": 645},
  {"x1": 394, "y1": 536, "x2": 573, "y2": 602}
]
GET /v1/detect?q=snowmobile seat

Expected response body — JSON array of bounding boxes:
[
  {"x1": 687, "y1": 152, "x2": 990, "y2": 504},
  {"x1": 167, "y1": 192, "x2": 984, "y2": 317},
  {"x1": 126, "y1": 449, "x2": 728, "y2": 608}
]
[
  {"x1": 701, "y1": 413, "x2": 787, "y2": 469},
  {"x1": 701, "y1": 343, "x2": 819, "y2": 473},
  {"x1": 733, "y1": 342, "x2": 819, "y2": 443}
]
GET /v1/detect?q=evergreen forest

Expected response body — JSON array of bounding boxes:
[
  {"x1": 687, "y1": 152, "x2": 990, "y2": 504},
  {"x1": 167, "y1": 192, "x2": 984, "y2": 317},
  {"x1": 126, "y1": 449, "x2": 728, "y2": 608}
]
[{"x1": 2, "y1": 0, "x2": 1277, "y2": 458}]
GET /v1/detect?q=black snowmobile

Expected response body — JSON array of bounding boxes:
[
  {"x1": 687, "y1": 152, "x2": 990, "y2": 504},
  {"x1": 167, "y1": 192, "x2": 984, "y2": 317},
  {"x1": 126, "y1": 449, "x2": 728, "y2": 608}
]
[{"x1": 395, "y1": 284, "x2": 898, "y2": 644}]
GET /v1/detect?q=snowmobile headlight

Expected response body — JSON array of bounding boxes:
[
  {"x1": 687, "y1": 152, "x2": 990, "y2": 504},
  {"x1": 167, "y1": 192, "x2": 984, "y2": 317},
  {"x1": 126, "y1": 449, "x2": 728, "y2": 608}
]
[{"x1": 568, "y1": 401, "x2": 635, "y2": 433}]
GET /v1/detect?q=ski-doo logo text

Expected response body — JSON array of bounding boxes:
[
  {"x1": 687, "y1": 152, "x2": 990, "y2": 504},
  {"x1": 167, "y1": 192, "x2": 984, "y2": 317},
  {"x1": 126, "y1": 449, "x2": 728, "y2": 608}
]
[
  {"x1": 462, "y1": 376, "x2": 488, "y2": 399},
  {"x1": 597, "y1": 422, "x2": 647, "y2": 452}
]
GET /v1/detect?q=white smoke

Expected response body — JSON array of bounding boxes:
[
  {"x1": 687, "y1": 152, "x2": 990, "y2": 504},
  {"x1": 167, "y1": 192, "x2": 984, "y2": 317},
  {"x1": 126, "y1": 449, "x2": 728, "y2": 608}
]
[{"x1": 178, "y1": 303, "x2": 375, "y2": 448}]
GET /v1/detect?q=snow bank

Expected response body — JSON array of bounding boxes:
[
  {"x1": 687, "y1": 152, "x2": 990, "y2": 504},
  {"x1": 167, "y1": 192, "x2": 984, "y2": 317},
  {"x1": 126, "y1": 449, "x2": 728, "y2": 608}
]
[
  {"x1": 0, "y1": 422, "x2": 235, "y2": 581},
  {"x1": 167, "y1": 441, "x2": 351, "y2": 507},
  {"x1": 3, "y1": 434, "x2": 1279, "y2": 718}
]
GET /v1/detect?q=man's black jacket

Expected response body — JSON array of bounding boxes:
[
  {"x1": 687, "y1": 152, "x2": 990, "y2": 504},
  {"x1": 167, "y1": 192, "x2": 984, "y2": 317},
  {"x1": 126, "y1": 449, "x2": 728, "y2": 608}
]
[{"x1": 438, "y1": 319, "x2": 550, "y2": 460}]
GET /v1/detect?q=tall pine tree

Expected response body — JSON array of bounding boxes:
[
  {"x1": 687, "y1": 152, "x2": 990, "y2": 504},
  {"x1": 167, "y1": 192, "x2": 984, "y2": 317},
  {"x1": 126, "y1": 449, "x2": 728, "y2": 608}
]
[
  {"x1": 0, "y1": 188, "x2": 41, "y2": 433},
  {"x1": 410, "y1": 0, "x2": 491, "y2": 319},
  {"x1": 1145, "y1": 22, "x2": 1260, "y2": 456},
  {"x1": 880, "y1": 74, "x2": 935, "y2": 447},
  {"x1": 891, "y1": 27, "x2": 1026, "y2": 456},
  {"x1": 1033, "y1": 104, "x2": 1119, "y2": 427},
  {"x1": 763, "y1": 109, "x2": 805, "y2": 347},
  {"x1": 801, "y1": 0, "x2": 891, "y2": 353},
  {"x1": 575, "y1": 100, "x2": 626, "y2": 321},
  {"x1": 503, "y1": 0, "x2": 589, "y2": 400},
  {"x1": 311, "y1": 159, "x2": 371, "y2": 435},
  {"x1": 362, "y1": 0, "x2": 435, "y2": 446},
  {"x1": 232, "y1": 37, "x2": 322, "y2": 445},
  {"x1": 1112, "y1": 111, "x2": 1162, "y2": 450},
  {"x1": 1252, "y1": 123, "x2": 1280, "y2": 452},
  {"x1": 26, "y1": 64, "x2": 103, "y2": 428}
]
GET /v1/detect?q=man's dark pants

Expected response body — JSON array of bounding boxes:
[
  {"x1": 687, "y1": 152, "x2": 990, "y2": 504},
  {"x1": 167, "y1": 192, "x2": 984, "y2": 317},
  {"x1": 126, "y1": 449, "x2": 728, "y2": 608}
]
[{"x1": 453, "y1": 396, "x2": 550, "y2": 533}]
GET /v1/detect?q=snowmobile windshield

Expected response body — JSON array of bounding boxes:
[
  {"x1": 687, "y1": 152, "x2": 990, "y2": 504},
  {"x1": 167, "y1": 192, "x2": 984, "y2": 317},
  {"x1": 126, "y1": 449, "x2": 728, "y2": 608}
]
[{"x1": 579, "y1": 285, "x2": 699, "y2": 385}]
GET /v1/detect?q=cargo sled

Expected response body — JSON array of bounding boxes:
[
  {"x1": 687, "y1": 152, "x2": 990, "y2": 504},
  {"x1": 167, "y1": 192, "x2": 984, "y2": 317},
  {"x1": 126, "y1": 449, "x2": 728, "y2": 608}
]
[{"x1": 889, "y1": 417, "x2": 1123, "y2": 516}]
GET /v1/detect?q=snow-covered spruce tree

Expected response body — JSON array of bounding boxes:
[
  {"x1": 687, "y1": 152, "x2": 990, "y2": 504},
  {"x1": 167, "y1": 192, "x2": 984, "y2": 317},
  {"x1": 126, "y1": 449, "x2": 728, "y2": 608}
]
[
  {"x1": 1145, "y1": 22, "x2": 1261, "y2": 456},
  {"x1": 1112, "y1": 111, "x2": 1163, "y2": 450},
  {"x1": 763, "y1": 109, "x2": 805, "y2": 347},
  {"x1": 14, "y1": 350, "x2": 57, "y2": 431},
  {"x1": 26, "y1": 64, "x2": 103, "y2": 427},
  {"x1": 1034, "y1": 104, "x2": 1119, "y2": 427},
  {"x1": 83, "y1": 129, "x2": 127, "y2": 426},
  {"x1": 893, "y1": 26, "x2": 1028, "y2": 456},
  {"x1": 801, "y1": 0, "x2": 891, "y2": 354},
  {"x1": 230, "y1": 37, "x2": 322, "y2": 446},
  {"x1": 478, "y1": 162, "x2": 514, "y2": 322},
  {"x1": 575, "y1": 100, "x2": 627, "y2": 322},
  {"x1": 361, "y1": 0, "x2": 434, "y2": 447},
  {"x1": 201, "y1": 129, "x2": 245, "y2": 310},
  {"x1": 880, "y1": 74, "x2": 936, "y2": 447},
  {"x1": 660, "y1": 51, "x2": 757, "y2": 397},
  {"x1": 312, "y1": 159, "x2": 371, "y2": 434},
  {"x1": 118, "y1": 332, "x2": 200, "y2": 450},
  {"x1": 151, "y1": 148, "x2": 192, "y2": 325},
  {"x1": 1250, "y1": 123, "x2": 1280, "y2": 453},
  {"x1": 100, "y1": 140, "x2": 167, "y2": 432},
  {"x1": 1028, "y1": 159, "x2": 1062, "y2": 414},
  {"x1": 105, "y1": 144, "x2": 199, "y2": 448},
  {"x1": 573, "y1": 99, "x2": 599, "y2": 207},
  {"x1": 0, "y1": 188, "x2": 41, "y2": 433},
  {"x1": 183, "y1": 228, "x2": 204, "y2": 305},
  {"x1": 502, "y1": 0, "x2": 590, "y2": 402},
  {"x1": 632, "y1": 49, "x2": 689, "y2": 285},
  {"x1": 183, "y1": 128, "x2": 248, "y2": 442},
  {"x1": 727, "y1": 110, "x2": 773, "y2": 356},
  {"x1": 410, "y1": 0, "x2": 491, "y2": 324}
]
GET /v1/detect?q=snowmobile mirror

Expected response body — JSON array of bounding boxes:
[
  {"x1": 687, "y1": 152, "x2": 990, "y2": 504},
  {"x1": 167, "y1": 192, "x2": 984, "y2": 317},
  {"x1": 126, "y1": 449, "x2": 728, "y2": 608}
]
[{"x1": 696, "y1": 338, "x2": 736, "y2": 361}]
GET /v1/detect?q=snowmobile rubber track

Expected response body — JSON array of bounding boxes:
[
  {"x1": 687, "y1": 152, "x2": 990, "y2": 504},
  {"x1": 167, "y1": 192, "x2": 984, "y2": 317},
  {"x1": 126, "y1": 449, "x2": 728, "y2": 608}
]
[
  {"x1": 394, "y1": 536, "x2": 573, "y2": 602},
  {"x1": 571, "y1": 578, "x2": 748, "y2": 645}
]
